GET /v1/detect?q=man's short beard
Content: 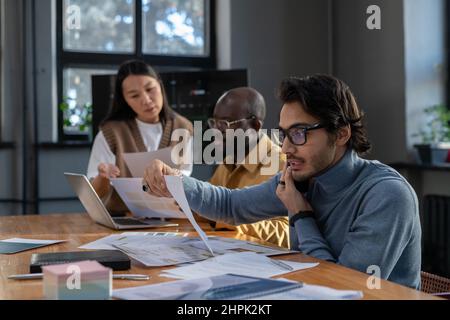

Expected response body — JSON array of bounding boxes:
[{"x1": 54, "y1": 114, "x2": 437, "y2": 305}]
[{"x1": 292, "y1": 134, "x2": 338, "y2": 182}]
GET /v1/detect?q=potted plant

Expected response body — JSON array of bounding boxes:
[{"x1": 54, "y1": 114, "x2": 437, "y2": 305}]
[
  {"x1": 413, "y1": 104, "x2": 450, "y2": 165},
  {"x1": 59, "y1": 97, "x2": 93, "y2": 141}
]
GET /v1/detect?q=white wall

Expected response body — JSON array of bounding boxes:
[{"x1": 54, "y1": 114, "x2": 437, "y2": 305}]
[
  {"x1": 404, "y1": 0, "x2": 450, "y2": 198},
  {"x1": 404, "y1": 0, "x2": 446, "y2": 156}
]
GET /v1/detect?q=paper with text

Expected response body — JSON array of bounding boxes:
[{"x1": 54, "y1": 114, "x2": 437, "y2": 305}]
[
  {"x1": 113, "y1": 240, "x2": 212, "y2": 267},
  {"x1": 113, "y1": 274, "x2": 303, "y2": 300},
  {"x1": 164, "y1": 175, "x2": 214, "y2": 256},
  {"x1": 188, "y1": 237, "x2": 296, "y2": 256},
  {"x1": 111, "y1": 178, "x2": 186, "y2": 219},
  {"x1": 161, "y1": 251, "x2": 318, "y2": 280},
  {"x1": 123, "y1": 147, "x2": 177, "y2": 178},
  {"x1": 79, "y1": 232, "x2": 189, "y2": 251},
  {"x1": 248, "y1": 278, "x2": 363, "y2": 300}
]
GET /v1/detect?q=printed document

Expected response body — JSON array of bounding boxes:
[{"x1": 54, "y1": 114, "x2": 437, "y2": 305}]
[
  {"x1": 164, "y1": 175, "x2": 214, "y2": 255},
  {"x1": 113, "y1": 274, "x2": 303, "y2": 300},
  {"x1": 110, "y1": 178, "x2": 186, "y2": 219},
  {"x1": 161, "y1": 251, "x2": 318, "y2": 280},
  {"x1": 123, "y1": 147, "x2": 177, "y2": 178},
  {"x1": 79, "y1": 232, "x2": 188, "y2": 251}
]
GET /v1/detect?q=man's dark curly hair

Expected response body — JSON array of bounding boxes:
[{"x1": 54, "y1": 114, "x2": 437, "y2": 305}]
[{"x1": 277, "y1": 74, "x2": 372, "y2": 155}]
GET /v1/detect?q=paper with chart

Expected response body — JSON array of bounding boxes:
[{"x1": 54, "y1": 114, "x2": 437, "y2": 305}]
[
  {"x1": 164, "y1": 175, "x2": 214, "y2": 256},
  {"x1": 161, "y1": 251, "x2": 319, "y2": 280},
  {"x1": 79, "y1": 233, "x2": 295, "y2": 267},
  {"x1": 110, "y1": 236, "x2": 248, "y2": 267},
  {"x1": 78, "y1": 232, "x2": 189, "y2": 251},
  {"x1": 113, "y1": 239, "x2": 213, "y2": 267},
  {"x1": 123, "y1": 147, "x2": 178, "y2": 178},
  {"x1": 188, "y1": 237, "x2": 296, "y2": 256},
  {"x1": 110, "y1": 178, "x2": 186, "y2": 219}
]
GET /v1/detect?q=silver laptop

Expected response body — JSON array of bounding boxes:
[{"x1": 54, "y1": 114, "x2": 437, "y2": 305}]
[{"x1": 64, "y1": 173, "x2": 179, "y2": 230}]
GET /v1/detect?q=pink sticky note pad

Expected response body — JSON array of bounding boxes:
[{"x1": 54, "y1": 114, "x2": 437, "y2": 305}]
[{"x1": 42, "y1": 260, "x2": 111, "y2": 281}]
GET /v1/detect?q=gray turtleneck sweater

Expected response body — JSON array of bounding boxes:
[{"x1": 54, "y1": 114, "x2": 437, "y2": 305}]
[{"x1": 182, "y1": 149, "x2": 422, "y2": 289}]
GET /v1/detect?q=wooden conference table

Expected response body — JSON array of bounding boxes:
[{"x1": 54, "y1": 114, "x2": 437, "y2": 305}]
[{"x1": 0, "y1": 213, "x2": 438, "y2": 300}]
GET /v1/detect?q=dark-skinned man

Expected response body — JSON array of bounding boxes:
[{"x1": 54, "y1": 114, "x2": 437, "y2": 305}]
[{"x1": 205, "y1": 87, "x2": 289, "y2": 248}]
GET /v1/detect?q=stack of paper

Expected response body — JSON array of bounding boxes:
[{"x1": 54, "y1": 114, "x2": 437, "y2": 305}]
[
  {"x1": 161, "y1": 252, "x2": 319, "y2": 280},
  {"x1": 250, "y1": 282, "x2": 363, "y2": 300},
  {"x1": 112, "y1": 273, "x2": 362, "y2": 300},
  {"x1": 109, "y1": 175, "x2": 215, "y2": 256},
  {"x1": 188, "y1": 237, "x2": 294, "y2": 256},
  {"x1": 113, "y1": 274, "x2": 303, "y2": 300},
  {"x1": 79, "y1": 232, "x2": 188, "y2": 251},
  {"x1": 80, "y1": 233, "x2": 297, "y2": 268},
  {"x1": 113, "y1": 240, "x2": 213, "y2": 267}
]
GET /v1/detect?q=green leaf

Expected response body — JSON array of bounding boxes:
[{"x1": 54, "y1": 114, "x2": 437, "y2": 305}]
[
  {"x1": 413, "y1": 104, "x2": 450, "y2": 144},
  {"x1": 59, "y1": 102, "x2": 69, "y2": 112}
]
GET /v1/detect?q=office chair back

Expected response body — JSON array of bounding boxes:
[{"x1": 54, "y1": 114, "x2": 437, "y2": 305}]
[{"x1": 421, "y1": 271, "x2": 450, "y2": 298}]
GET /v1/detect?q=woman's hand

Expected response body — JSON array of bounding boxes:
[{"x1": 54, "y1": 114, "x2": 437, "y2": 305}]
[
  {"x1": 142, "y1": 160, "x2": 182, "y2": 198},
  {"x1": 91, "y1": 163, "x2": 120, "y2": 198},
  {"x1": 97, "y1": 163, "x2": 120, "y2": 179}
]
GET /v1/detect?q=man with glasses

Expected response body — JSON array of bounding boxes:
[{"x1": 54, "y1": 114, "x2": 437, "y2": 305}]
[
  {"x1": 143, "y1": 75, "x2": 421, "y2": 289},
  {"x1": 206, "y1": 87, "x2": 289, "y2": 248}
]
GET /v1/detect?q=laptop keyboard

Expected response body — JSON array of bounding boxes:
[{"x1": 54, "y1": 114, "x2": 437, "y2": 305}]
[{"x1": 113, "y1": 218, "x2": 149, "y2": 226}]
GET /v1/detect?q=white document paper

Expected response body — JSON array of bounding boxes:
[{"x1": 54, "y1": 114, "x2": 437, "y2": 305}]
[
  {"x1": 79, "y1": 232, "x2": 188, "y2": 251},
  {"x1": 1, "y1": 238, "x2": 66, "y2": 245},
  {"x1": 110, "y1": 178, "x2": 186, "y2": 219},
  {"x1": 113, "y1": 274, "x2": 303, "y2": 300},
  {"x1": 249, "y1": 278, "x2": 363, "y2": 300},
  {"x1": 188, "y1": 237, "x2": 296, "y2": 256},
  {"x1": 161, "y1": 251, "x2": 319, "y2": 280},
  {"x1": 123, "y1": 147, "x2": 178, "y2": 178},
  {"x1": 79, "y1": 233, "x2": 293, "y2": 268},
  {"x1": 113, "y1": 275, "x2": 239, "y2": 300},
  {"x1": 164, "y1": 175, "x2": 214, "y2": 256},
  {"x1": 113, "y1": 241, "x2": 213, "y2": 267}
]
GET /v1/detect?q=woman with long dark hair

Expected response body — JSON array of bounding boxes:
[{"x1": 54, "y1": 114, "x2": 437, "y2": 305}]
[{"x1": 87, "y1": 60, "x2": 193, "y2": 213}]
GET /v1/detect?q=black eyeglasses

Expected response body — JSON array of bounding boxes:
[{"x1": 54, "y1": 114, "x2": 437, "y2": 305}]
[{"x1": 277, "y1": 123, "x2": 324, "y2": 146}]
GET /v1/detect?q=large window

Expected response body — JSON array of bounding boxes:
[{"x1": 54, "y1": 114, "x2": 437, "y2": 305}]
[{"x1": 57, "y1": 0, "x2": 214, "y2": 141}]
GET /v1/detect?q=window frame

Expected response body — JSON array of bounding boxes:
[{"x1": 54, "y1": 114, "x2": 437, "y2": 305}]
[
  {"x1": 56, "y1": 0, "x2": 216, "y2": 142},
  {"x1": 447, "y1": 0, "x2": 450, "y2": 112}
]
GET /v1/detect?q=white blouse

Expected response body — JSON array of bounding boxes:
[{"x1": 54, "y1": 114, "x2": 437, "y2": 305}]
[{"x1": 87, "y1": 119, "x2": 192, "y2": 179}]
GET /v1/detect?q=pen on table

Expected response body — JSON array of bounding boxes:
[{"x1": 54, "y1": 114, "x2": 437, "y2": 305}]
[
  {"x1": 269, "y1": 258, "x2": 294, "y2": 271},
  {"x1": 8, "y1": 273, "x2": 151, "y2": 281}
]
